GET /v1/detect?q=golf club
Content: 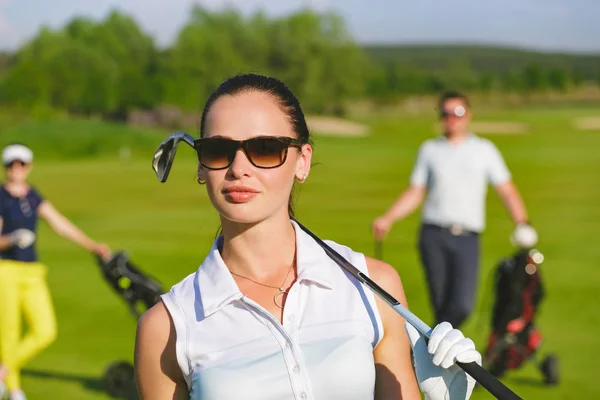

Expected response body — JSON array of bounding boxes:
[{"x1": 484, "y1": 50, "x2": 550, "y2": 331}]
[{"x1": 151, "y1": 132, "x2": 523, "y2": 400}]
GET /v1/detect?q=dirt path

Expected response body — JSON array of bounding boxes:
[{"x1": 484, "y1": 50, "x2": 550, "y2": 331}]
[
  {"x1": 573, "y1": 116, "x2": 600, "y2": 130},
  {"x1": 306, "y1": 116, "x2": 370, "y2": 137}
]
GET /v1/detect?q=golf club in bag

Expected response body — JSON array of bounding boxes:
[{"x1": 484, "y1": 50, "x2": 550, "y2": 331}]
[
  {"x1": 151, "y1": 131, "x2": 523, "y2": 400},
  {"x1": 95, "y1": 251, "x2": 165, "y2": 399}
]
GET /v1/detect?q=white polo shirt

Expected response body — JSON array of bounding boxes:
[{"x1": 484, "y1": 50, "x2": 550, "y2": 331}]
[
  {"x1": 410, "y1": 133, "x2": 511, "y2": 233},
  {"x1": 161, "y1": 220, "x2": 384, "y2": 400}
]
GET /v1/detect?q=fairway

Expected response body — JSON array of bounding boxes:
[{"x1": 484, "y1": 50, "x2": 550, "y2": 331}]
[{"x1": 1, "y1": 106, "x2": 599, "y2": 400}]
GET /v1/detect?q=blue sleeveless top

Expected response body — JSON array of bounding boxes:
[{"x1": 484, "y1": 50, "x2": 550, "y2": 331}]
[{"x1": 0, "y1": 185, "x2": 45, "y2": 262}]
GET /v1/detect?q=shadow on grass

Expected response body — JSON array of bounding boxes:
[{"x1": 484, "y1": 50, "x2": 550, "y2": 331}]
[
  {"x1": 505, "y1": 376, "x2": 554, "y2": 388},
  {"x1": 22, "y1": 368, "x2": 105, "y2": 392},
  {"x1": 473, "y1": 374, "x2": 552, "y2": 396},
  {"x1": 22, "y1": 367, "x2": 139, "y2": 399}
]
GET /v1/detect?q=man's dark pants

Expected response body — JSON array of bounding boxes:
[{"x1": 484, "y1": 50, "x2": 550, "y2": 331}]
[{"x1": 418, "y1": 223, "x2": 480, "y2": 329}]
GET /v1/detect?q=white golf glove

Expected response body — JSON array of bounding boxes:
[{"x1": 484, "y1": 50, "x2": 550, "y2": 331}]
[
  {"x1": 510, "y1": 223, "x2": 538, "y2": 248},
  {"x1": 405, "y1": 321, "x2": 481, "y2": 400},
  {"x1": 9, "y1": 229, "x2": 36, "y2": 249}
]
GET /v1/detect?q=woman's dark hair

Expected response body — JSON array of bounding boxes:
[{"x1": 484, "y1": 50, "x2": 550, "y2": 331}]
[{"x1": 198, "y1": 73, "x2": 312, "y2": 220}]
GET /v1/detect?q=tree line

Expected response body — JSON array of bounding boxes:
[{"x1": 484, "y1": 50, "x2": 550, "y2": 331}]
[{"x1": 0, "y1": 6, "x2": 598, "y2": 118}]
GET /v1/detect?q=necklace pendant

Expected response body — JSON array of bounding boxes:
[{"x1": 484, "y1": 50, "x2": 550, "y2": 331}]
[{"x1": 274, "y1": 289, "x2": 287, "y2": 309}]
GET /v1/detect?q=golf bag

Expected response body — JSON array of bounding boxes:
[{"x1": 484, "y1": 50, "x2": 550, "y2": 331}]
[
  {"x1": 483, "y1": 248, "x2": 559, "y2": 385},
  {"x1": 95, "y1": 251, "x2": 165, "y2": 399}
]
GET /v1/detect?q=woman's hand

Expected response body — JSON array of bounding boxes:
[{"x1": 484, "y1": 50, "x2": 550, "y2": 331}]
[
  {"x1": 91, "y1": 242, "x2": 112, "y2": 261},
  {"x1": 405, "y1": 321, "x2": 482, "y2": 400},
  {"x1": 9, "y1": 229, "x2": 36, "y2": 249}
]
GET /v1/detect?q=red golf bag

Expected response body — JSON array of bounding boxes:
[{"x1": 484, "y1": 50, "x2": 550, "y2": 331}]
[{"x1": 483, "y1": 248, "x2": 559, "y2": 385}]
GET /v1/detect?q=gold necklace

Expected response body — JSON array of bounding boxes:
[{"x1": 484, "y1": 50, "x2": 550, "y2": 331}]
[{"x1": 229, "y1": 262, "x2": 294, "y2": 309}]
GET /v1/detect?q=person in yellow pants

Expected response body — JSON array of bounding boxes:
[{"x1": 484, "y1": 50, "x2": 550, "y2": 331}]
[{"x1": 0, "y1": 143, "x2": 111, "y2": 400}]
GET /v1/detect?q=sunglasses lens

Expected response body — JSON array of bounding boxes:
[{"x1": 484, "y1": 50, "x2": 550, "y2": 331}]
[
  {"x1": 198, "y1": 138, "x2": 237, "y2": 169},
  {"x1": 246, "y1": 138, "x2": 288, "y2": 168},
  {"x1": 197, "y1": 137, "x2": 294, "y2": 169},
  {"x1": 5, "y1": 161, "x2": 26, "y2": 168}
]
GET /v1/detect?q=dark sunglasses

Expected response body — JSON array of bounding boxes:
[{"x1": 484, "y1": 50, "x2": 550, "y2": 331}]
[
  {"x1": 4, "y1": 160, "x2": 28, "y2": 169},
  {"x1": 440, "y1": 105, "x2": 467, "y2": 119},
  {"x1": 195, "y1": 136, "x2": 303, "y2": 170},
  {"x1": 151, "y1": 132, "x2": 304, "y2": 182}
]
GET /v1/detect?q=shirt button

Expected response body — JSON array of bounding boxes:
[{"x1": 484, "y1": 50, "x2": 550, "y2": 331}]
[
  {"x1": 285, "y1": 342, "x2": 291, "y2": 349},
  {"x1": 293, "y1": 365, "x2": 300, "y2": 373},
  {"x1": 300, "y1": 392, "x2": 307, "y2": 399}
]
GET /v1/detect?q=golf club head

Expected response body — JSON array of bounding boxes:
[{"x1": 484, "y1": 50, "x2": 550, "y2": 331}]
[{"x1": 152, "y1": 131, "x2": 196, "y2": 182}]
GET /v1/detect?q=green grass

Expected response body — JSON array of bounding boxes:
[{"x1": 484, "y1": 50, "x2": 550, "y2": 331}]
[{"x1": 1, "y1": 106, "x2": 599, "y2": 399}]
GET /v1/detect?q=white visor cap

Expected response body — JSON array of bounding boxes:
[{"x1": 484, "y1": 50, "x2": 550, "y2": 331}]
[{"x1": 2, "y1": 144, "x2": 34, "y2": 165}]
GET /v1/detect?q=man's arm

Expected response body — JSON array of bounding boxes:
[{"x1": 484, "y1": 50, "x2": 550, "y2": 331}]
[
  {"x1": 37, "y1": 200, "x2": 111, "y2": 258},
  {"x1": 372, "y1": 186, "x2": 426, "y2": 240},
  {"x1": 484, "y1": 141, "x2": 529, "y2": 225},
  {"x1": 372, "y1": 143, "x2": 429, "y2": 240},
  {"x1": 494, "y1": 180, "x2": 529, "y2": 225},
  {"x1": 381, "y1": 185, "x2": 426, "y2": 223}
]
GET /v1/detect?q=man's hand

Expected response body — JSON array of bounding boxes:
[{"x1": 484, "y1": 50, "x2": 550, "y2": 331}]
[
  {"x1": 510, "y1": 223, "x2": 538, "y2": 248},
  {"x1": 372, "y1": 216, "x2": 393, "y2": 241},
  {"x1": 9, "y1": 229, "x2": 36, "y2": 249}
]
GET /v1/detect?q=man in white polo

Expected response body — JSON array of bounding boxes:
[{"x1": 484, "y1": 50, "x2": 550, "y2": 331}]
[{"x1": 372, "y1": 91, "x2": 538, "y2": 330}]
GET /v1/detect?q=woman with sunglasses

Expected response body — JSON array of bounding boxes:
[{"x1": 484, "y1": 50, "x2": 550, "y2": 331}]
[
  {"x1": 0, "y1": 143, "x2": 111, "y2": 400},
  {"x1": 134, "y1": 74, "x2": 482, "y2": 400}
]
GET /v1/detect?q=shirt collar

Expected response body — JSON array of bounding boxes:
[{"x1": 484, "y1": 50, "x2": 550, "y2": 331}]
[
  {"x1": 439, "y1": 132, "x2": 476, "y2": 142},
  {"x1": 196, "y1": 219, "x2": 334, "y2": 318},
  {"x1": 291, "y1": 219, "x2": 334, "y2": 290}
]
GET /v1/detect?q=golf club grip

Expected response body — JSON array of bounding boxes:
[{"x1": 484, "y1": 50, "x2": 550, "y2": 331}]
[
  {"x1": 293, "y1": 220, "x2": 523, "y2": 400},
  {"x1": 456, "y1": 361, "x2": 522, "y2": 400}
]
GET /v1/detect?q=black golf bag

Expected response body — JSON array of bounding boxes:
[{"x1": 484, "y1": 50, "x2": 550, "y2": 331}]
[
  {"x1": 95, "y1": 251, "x2": 165, "y2": 399},
  {"x1": 483, "y1": 248, "x2": 559, "y2": 385}
]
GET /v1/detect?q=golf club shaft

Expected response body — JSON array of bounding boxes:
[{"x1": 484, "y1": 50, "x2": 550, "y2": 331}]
[
  {"x1": 374, "y1": 239, "x2": 383, "y2": 260},
  {"x1": 293, "y1": 220, "x2": 522, "y2": 400}
]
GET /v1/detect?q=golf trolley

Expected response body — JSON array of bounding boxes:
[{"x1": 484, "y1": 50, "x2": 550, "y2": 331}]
[
  {"x1": 483, "y1": 247, "x2": 559, "y2": 385},
  {"x1": 95, "y1": 251, "x2": 164, "y2": 399}
]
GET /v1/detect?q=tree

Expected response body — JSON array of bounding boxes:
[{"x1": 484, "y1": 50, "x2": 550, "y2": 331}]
[
  {"x1": 478, "y1": 72, "x2": 495, "y2": 92},
  {"x1": 547, "y1": 67, "x2": 569, "y2": 92},
  {"x1": 45, "y1": 41, "x2": 118, "y2": 114},
  {"x1": 522, "y1": 63, "x2": 547, "y2": 92}
]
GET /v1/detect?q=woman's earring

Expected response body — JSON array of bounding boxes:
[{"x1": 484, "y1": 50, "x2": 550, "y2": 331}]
[{"x1": 297, "y1": 173, "x2": 308, "y2": 183}]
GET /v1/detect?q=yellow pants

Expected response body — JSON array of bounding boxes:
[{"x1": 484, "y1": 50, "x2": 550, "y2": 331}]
[{"x1": 0, "y1": 261, "x2": 57, "y2": 391}]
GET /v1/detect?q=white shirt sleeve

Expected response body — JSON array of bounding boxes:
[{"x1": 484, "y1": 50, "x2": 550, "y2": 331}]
[
  {"x1": 409, "y1": 143, "x2": 429, "y2": 187},
  {"x1": 485, "y1": 141, "x2": 511, "y2": 185}
]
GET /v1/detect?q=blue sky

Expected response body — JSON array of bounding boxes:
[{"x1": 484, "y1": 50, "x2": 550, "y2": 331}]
[{"x1": 1, "y1": 0, "x2": 599, "y2": 53}]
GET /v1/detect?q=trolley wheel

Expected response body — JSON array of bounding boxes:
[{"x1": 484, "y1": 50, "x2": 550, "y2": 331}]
[
  {"x1": 103, "y1": 360, "x2": 138, "y2": 399},
  {"x1": 540, "y1": 354, "x2": 559, "y2": 385}
]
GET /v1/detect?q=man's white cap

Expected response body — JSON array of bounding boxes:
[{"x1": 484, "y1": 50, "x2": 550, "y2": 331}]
[{"x1": 2, "y1": 144, "x2": 33, "y2": 165}]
